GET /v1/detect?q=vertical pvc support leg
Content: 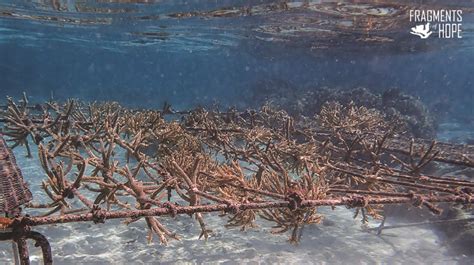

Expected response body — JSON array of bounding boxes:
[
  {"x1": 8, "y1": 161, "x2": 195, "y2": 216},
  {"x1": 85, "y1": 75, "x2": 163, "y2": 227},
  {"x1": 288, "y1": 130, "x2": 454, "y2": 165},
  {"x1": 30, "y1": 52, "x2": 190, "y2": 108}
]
[{"x1": 14, "y1": 238, "x2": 30, "y2": 265}]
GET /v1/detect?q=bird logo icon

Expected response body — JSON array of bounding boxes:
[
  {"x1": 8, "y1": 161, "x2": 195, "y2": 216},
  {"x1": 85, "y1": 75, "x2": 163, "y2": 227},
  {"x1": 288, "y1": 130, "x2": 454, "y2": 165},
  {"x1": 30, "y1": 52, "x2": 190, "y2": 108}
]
[{"x1": 410, "y1": 23, "x2": 433, "y2": 39}]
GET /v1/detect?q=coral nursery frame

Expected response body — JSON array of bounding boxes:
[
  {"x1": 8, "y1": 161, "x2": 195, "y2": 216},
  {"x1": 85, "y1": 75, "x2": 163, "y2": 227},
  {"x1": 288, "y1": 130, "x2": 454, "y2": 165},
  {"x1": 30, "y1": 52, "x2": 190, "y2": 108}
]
[{"x1": 0, "y1": 95, "x2": 472, "y2": 264}]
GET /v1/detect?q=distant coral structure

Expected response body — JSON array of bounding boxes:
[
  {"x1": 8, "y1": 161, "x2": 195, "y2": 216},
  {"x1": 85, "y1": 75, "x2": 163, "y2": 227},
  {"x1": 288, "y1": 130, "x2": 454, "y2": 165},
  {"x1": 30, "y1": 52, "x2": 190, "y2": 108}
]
[{"x1": 249, "y1": 82, "x2": 436, "y2": 138}]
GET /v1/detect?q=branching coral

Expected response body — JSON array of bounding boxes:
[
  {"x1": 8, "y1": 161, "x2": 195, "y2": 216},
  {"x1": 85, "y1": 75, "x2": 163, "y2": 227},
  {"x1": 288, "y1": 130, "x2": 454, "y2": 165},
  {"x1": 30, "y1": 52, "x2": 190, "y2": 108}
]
[
  {"x1": 249, "y1": 85, "x2": 437, "y2": 138},
  {"x1": 0, "y1": 95, "x2": 473, "y2": 262}
]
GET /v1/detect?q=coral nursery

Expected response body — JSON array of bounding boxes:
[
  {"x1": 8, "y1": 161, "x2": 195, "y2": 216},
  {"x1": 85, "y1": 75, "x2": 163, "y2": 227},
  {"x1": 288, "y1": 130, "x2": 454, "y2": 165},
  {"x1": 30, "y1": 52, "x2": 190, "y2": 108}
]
[
  {"x1": 0, "y1": 95, "x2": 473, "y2": 264},
  {"x1": 1, "y1": 0, "x2": 473, "y2": 264}
]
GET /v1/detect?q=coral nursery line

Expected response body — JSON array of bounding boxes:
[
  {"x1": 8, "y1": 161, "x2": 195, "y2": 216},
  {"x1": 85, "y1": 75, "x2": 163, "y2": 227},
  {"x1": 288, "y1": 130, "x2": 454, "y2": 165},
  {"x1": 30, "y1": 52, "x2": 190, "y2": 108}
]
[
  {"x1": 18, "y1": 195, "x2": 474, "y2": 226},
  {"x1": 0, "y1": 94, "x2": 473, "y2": 264}
]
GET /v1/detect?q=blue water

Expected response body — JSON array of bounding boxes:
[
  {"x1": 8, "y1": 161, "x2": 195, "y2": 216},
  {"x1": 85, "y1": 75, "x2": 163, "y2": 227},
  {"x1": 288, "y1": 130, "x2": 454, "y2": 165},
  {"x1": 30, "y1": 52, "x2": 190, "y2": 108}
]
[
  {"x1": 1, "y1": 0, "x2": 473, "y2": 119},
  {"x1": 1, "y1": 0, "x2": 474, "y2": 264}
]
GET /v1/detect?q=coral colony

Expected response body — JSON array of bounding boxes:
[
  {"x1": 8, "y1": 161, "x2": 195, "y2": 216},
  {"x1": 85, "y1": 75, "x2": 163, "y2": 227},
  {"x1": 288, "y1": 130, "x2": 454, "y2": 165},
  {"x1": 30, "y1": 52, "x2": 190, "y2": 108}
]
[{"x1": 0, "y1": 94, "x2": 473, "y2": 264}]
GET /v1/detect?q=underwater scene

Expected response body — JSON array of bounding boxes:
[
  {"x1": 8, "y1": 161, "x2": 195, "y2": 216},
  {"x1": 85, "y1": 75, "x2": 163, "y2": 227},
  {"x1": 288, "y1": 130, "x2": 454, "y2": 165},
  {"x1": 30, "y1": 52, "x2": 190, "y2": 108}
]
[{"x1": 0, "y1": 0, "x2": 473, "y2": 264}]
